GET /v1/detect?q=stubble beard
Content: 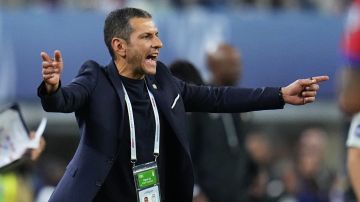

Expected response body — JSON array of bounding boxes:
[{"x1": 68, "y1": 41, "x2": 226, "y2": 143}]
[{"x1": 128, "y1": 51, "x2": 146, "y2": 77}]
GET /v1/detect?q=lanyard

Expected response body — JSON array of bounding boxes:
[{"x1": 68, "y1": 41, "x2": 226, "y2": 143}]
[{"x1": 122, "y1": 81, "x2": 160, "y2": 164}]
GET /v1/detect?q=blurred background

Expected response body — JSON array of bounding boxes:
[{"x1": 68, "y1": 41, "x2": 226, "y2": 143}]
[{"x1": 0, "y1": 0, "x2": 354, "y2": 201}]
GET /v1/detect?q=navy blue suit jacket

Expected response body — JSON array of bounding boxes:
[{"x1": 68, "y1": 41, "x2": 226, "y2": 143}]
[{"x1": 38, "y1": 60, "x2": 284, "y2": 202}]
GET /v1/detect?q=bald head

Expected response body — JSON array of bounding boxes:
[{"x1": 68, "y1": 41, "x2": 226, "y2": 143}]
[{"x1": 207, "y1": 43, "x2": 242, "y2": 86}]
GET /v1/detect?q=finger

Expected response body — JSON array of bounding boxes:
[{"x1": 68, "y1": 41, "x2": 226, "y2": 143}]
[
  {"x1": 311, "y1": 76, "x2": 329, "y2": 83},
  {"x1": 52, "y1": 61, "x2": 62, "y2": 67},
  {"x1": 43, "y1": 74, "x2": 54, "y2": 80},
  {"x1": 298, "y1": 79, "x2": 314, "y2": 87},
  {"x1": 42, "y1": 61, "x2": 53, "y2": 69},
  {"x1": 305, "y1": 84, "x2": 319, "y2": 91},
  {"x1": 31, "y1": 137, "x2": 46, "y2": 161},
  {"x1": 43, "y1": 68, "x2": 59, "y2": 75},
  {"x1": 41, "y1": 51, "x2": 52, "y2": 62},
  {"x1": 54, "y1": 50, "x2": 62, "y2": 62},
  {"x1": 302, "y1": 91, "x2": 317, "y2": 97},
  {"x1": 304, "y1": 97, "x2": 315, "y2": 104}
]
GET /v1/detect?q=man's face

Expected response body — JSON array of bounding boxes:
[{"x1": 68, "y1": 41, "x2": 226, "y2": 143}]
[{"x1": 126, "y1": 17, "x2": 163, "y2": 76}]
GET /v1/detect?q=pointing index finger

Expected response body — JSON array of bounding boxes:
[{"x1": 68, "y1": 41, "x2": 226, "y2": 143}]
[{"x1": 311, "y1": 76, "x2": 329, "y2": 83}]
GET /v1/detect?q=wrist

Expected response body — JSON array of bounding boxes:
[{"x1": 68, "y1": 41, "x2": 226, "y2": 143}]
[
  {"x1": 45, "y1": 83, "x2": 59, "y2": 94},
  {"x1": 279, "y1": 87, "x2": 285, "y2": 104}
]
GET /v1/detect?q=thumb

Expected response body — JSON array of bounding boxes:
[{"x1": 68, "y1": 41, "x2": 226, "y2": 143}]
[{"x1": 298, "y1": 78, "x2": 315, "y2": 87}]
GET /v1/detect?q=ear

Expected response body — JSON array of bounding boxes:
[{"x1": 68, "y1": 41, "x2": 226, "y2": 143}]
[{"x1": 111, "y1": 38, "x2": 127, "y2": 57}]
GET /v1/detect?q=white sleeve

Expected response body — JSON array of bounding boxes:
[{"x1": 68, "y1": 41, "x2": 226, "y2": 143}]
[{"x1": 346, "y1": 113, "x2": 360, "y2": 148}]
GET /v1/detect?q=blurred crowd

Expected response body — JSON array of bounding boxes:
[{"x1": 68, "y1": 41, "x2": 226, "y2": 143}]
[{"x1": 0, "y1": 0, "x2": 353, "y2": 14}]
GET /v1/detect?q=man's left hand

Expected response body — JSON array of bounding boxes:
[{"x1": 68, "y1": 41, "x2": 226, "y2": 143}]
[
  {"x1": 281, "y1": 76, "x2": 329, "y2": 105},
  {"x1": 25, "y1": 131, "x2": 46, "y2": 161}
]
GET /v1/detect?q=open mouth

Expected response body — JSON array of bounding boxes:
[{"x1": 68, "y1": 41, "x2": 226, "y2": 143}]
[
  {"x1": 144, "y1": 53, "x2": 158, "y2": 68},
  {"x1": 146, "y1": 53, "x2": 158, "y2": 61}
]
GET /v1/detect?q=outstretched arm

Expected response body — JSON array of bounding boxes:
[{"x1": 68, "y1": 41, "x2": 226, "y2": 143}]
[{"x1": 281, "y1": 76, "x2": 329, "y2": 105}]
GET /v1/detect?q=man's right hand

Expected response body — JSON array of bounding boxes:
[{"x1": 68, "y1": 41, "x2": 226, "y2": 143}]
[{"x1": 41, "y1": 50, "x2": 63, "y2": 93}]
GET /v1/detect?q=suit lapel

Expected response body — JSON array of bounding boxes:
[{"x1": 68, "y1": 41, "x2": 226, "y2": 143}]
[
  {"x1": 104, "y1": 61, "x2": 127, "y2": 143},
  {"x1": 145, "y1": 75, "x2": 190, "y2": 156},
  {"x1": 105, "y1": 61, "x2": 126, "y2": 111},
  {"x1": 145, "y1": 76, "x2": 170, "y2": 120}
]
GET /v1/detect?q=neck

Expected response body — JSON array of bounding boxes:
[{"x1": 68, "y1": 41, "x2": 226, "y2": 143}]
[{"x1": 114, "y1": 59, "x2": 145, "y2": 80}]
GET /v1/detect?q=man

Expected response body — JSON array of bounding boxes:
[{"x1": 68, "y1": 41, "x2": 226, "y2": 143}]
[
  {"x1": 340, "y1": 68, "x2": 360, "y2": 201},
  {"x1": 338, "y1": 0, "x2": 360, "y2": 201},
  {"x1": 38, "y1": 7, "x2": 328, "y2": 202}
]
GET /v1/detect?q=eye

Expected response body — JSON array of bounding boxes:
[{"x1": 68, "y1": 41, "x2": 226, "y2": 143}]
[{"x1": 141, "y1": 34, "x2": 152, "y2": 39}]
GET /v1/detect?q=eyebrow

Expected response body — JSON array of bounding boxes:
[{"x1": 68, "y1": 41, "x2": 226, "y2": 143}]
[{"x1": 139, "y1": 31, "x2": 159, "y2": 37}]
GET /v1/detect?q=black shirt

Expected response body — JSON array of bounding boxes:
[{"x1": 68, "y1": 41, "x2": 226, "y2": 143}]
[
  {"x1": 120, "y1": 75, "x2": 156, "y2": 165},
  {"x1": 94, "y1": 75, "x2": 156, "y2": 202}
]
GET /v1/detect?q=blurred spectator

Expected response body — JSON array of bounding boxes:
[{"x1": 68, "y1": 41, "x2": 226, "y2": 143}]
[
  {"x1": 296, "y1": 127, "x2": 336, "y2": 202},
  {"x1": 169, "y1": 60, "x2": 204, "y2": 85},
  {"x1": 246, "y1": 131, "x2": 275, "y2": 201},
  {"x1": 277, "y1": 159, "x2": 299, "y2": 202},
  {"x1": 170, "y1": 43, "x2": 257, "y2": 202},
  {"x1": 246, "y1": 128, "x2": 341, "y2": 202},
  {"x1": 343, "y1": 68, "x2": 360, "y2": 201},
  {"x1": 338, "y1": 0, "x2": 360, "y2": 201}
]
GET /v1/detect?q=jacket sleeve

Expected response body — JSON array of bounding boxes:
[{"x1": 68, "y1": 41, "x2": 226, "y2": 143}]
[
  {"x1": 37, "y1": 60, "x2": 99, "y2": 113},
  {"x1": 175, "y1": 79, "x2": 285, "y2": 113}
]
